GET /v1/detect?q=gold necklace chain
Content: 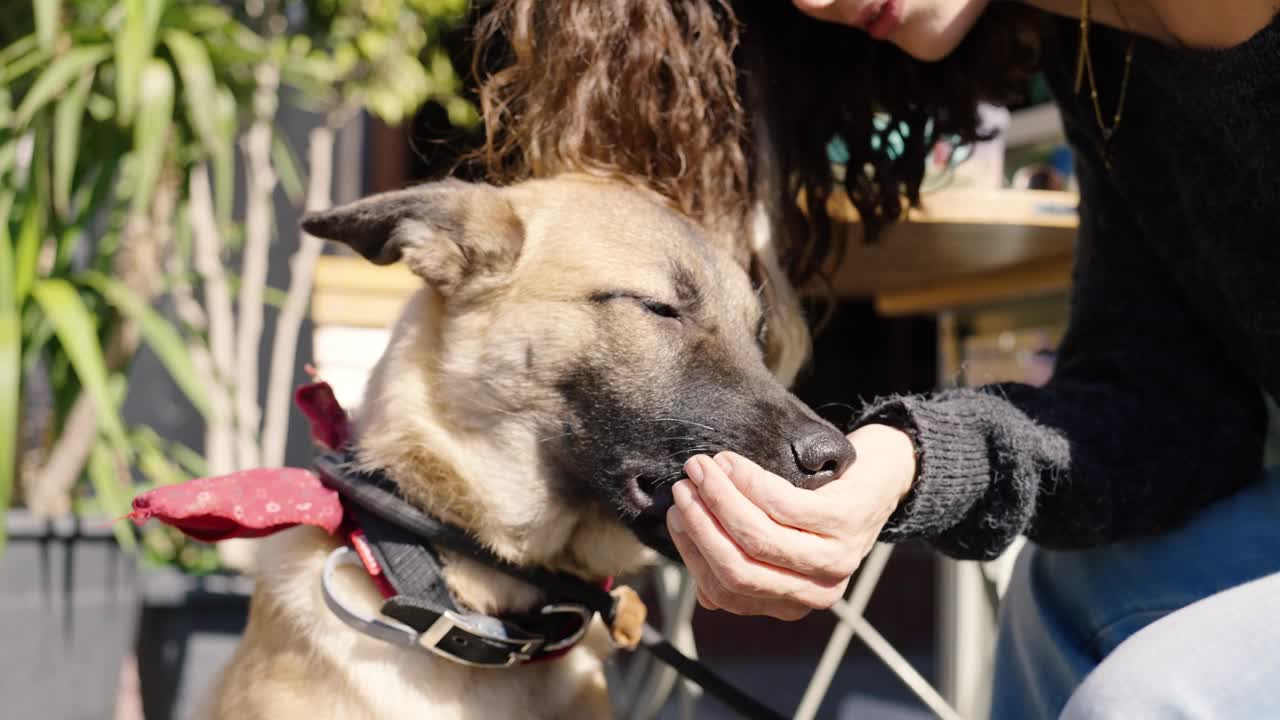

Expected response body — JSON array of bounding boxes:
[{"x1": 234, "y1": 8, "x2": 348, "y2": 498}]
[{"x1": 1073, "y1": 0, "x2": 1137, "y2": 168}]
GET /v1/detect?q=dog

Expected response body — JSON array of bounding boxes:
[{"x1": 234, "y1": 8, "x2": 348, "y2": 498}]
[{"x1": 201, "y1": 174, "x2": 856, "y2": 720}]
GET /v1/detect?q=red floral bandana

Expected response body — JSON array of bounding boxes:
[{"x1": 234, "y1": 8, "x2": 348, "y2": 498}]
[{"x1": 128, "y1": 380, "x2": 350, "y2": 542}]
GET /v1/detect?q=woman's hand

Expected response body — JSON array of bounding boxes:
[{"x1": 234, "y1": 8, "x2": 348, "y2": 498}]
[{"x1": 665, "y1": 423, "x2": 917, "y2": 620}]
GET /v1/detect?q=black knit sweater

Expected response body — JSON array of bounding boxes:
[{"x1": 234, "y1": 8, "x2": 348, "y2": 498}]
[{"x1": 858, "y1": 12, "x2": 1280, "y2": 560}]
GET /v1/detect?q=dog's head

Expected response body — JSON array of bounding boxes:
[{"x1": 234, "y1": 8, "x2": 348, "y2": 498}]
[{"x1": 302, "y1": 175, "x2": 853, "y2": 577}]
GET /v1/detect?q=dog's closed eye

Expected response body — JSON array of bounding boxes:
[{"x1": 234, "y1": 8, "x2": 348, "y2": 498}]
[
  {"x1": 590, "y1": 291, "x2": 683, "y2": 322},
  {"x1": 640, "y1": 299, "x2": 681, "y2": 320}
]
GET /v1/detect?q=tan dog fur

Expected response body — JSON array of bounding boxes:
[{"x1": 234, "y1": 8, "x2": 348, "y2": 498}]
[{"x1": 199, "y1": 174, "x2": 816, "y2": 720}]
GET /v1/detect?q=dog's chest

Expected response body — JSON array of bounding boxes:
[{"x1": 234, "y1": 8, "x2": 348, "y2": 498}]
[{"x1": 239, "y1": 529, "x2": 607, "y2": 720}]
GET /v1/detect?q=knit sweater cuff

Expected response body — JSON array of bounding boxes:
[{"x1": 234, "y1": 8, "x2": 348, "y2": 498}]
[{"x1": 854, "y1": 394, "x2": 993, "y2": 543}]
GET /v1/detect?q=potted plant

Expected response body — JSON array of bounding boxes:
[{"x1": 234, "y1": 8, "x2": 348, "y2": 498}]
[{"x1": 1, "y1": 1, "x2": 474, "y2": 716}]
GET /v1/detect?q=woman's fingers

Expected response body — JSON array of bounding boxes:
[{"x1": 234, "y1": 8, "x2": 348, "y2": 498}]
[
  {"x1": 668, "y1": 511, "x2": 812, "y2": 620},
  {"x1": 669, "y1": 480, "x2": 848, "y2": 611},
  {"x1": 665, "y1": 434, "x2": 912, "y2": 622},
  {"x1": 699, "y1": 452, "x2": 846, "y2": 535},
  {"x1": 683, "y1": 454, "x2": 856, "y2": 583}
]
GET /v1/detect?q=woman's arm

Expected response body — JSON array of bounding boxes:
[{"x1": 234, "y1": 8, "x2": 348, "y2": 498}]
[
  {"x1": 858, "y1": 114, "x2": 1268, "y2": 561},
  {"x1": 661, "y1": 93, "x2": 1266, "y2": 620},
  {"x1": 661, "y1": 138, "x2": 1267, "y2": 621}
]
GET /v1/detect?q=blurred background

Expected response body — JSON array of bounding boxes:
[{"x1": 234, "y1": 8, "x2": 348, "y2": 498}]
[{"x1": 0, "y1": 2, "x2": 1090, "y2": 718}]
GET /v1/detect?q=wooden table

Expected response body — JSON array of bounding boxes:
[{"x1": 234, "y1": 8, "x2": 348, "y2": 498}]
[
  {"x1": 312, "y1": 187, "x2": 1079, "y2": 325},
  {"x1": 822, "y1": 187, "x2": 1077, "y2": 314}
]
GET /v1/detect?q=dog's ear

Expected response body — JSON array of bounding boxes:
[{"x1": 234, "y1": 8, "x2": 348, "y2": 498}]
[{"x1": 300, "y1": 179, "x2": 523, "y2": 296}]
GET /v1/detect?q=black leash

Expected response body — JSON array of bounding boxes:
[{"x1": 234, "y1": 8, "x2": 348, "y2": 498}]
[
  {"x1": 638, "y1": 625, "x2": 787, "y2": 720},
  {"x1": 314, "y1": 453, "x2": 787, "y2": 720}
]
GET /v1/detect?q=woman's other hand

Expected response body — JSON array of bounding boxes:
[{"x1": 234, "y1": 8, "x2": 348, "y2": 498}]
[{"x1": 665, "y1": 424, "x2": 916, "y2": 620}]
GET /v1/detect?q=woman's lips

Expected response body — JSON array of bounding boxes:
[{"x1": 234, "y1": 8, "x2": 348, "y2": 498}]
[
  {"x1": 855, "y1": 2, "x2": 883, "y2": 28},
  {"x1": 862, "y1": 0, "x2": 903, "y2": 40}
]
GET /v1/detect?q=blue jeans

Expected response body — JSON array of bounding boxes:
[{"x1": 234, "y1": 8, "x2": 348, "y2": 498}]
[{"x1": 990, "y1": 466, "x2": 1280, "y2": 719}]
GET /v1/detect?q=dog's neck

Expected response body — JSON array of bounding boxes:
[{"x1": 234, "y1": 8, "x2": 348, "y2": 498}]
[
  {"x1": 346, "y1": 441, "x2": 554, "y2": 615},
  {"x1": 344, "y1": 443, "x2": 641, "y2": 617},
  {"x1": 437, "y1": 550, "x2": 547, "y2": 616}
]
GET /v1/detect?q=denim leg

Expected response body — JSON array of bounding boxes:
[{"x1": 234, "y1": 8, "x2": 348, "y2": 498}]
[
  {"x1": 990, "y1": 545, "x2": 1096, "y2": 720},
  {"x1": 1060, "y1": 571, "x2": 1280, "y2": 720},
  {"x1": 989, "y1": 467, "x2": 1280, "y2": 720}
]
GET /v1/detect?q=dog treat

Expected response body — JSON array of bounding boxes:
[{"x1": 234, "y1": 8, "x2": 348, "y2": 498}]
[{"x1": 608, "y1": 585, "x2": 647, "y2": 650}]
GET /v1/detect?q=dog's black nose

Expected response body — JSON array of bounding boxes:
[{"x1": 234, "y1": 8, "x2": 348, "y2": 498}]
[{"x1": 790, "y1": 425, "x2": 857, "y2": 482}]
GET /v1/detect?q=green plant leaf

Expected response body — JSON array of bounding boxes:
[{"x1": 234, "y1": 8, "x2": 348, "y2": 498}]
[
  {"x1": 29, "y1": 279, "x2": 131, "y2": 455},
  {"x1": 225, "y1": 274, "x2": 288, "y2": 310},
  {"x1": 133, "y1": 423, "x2": 206, "y2": 479},
  {"x1": 79, "y1": 271, "x2": 210, "y2": 418},
  {"x1": 0, "y1": 34, "x2": 38, "y2": 69},
  {"x1": 87, "y1": 441, "x2": 135, "y2": 550},
  {"x1": 165, "y1": 33, "x2": 238, "y2": 226},
  {"x1": 141, "y1": 524, "x2": 178, "y2": 565},
  {"x1": 168, "y1": 4, "x2": 234, "y2": 35},
  {"x1": 13, "y1": 45, "x2": 110, "y2": 127},
  {"x1": 114, "y1": 0, "x2": 164, "y2": 125},
  {"x1": 20, "y1": 312, "x2": 53, "y2": 375},
  {"x1": 163, "y1": 29, "x2": 219, "y2": 157},
  {"x1": 131, "y1": 426, "x2": 186, "y2": 489},
  {"x1": 48, "y1": 148, "x2": 121, "y2": 277},
  {"x1": 86, "y1": 92, "x2": 115, "y2": 122},
  {"x1": 271, "y1": 130, "x2": 305, "y2": 205},
  {"x1": 53, "y1": 68, "x2": 96, "y2": 218},
  {"x1": 70, "y1": 146, "x2": 122, "y2": 228},
  {"x1": 264, "y1": 284, "x2": 288, "y2": 310},
  {"x1": 0, "y1": 190, "x2": 12, "y2": 239},
  {"x1": 202, "y1": 24, "x2": 265, "y2": 71},
  {"x1": 211, "y1": 87, "x2": 236, "y2": 229},
  {"x1": 35, "y1": 0, "x2": 60, "y2": 53},
  {"x1": 128, "y1": 58, "x2": 174, "y2": 219},
  {"x1": 13, "y1": 199, "x2": 42, "y2": 305},
  {"x1": 0, "y1": 203, "x2": 18, "y2": 553},
  {"x1": 445, "y1": 96, "x2": 478, "y2": 129},
  {"x1": 168, "y1": 439, "x2": 207, "y2": 478},
  {"x1": 3, "y1": 46, "x2": 52, "y2": 88},
  {"x1": 0, "y1": 144, "x2": 13, "y2": 189}
]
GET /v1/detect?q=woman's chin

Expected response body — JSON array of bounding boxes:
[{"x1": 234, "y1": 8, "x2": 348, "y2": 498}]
[
  {"x1": 890, "y1": 23, "x2": 967, "y2": 61},
  {"x1": 893, "y1": 1, "x2": 991, "y2": 61}
]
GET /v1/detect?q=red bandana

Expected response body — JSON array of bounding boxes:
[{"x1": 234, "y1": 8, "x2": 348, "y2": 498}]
[
  {"x1": 128, "y1": 380, "x2": 350, "y2": 542},
  {"x1": 128, "y1": 466, "x2": 342, "y2": 542}
]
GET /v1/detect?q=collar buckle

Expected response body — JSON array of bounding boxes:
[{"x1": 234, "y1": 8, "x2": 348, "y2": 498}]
[
  {"x1": 322, "y1": 546, "x2": 551, "y2": 668},
  {"x1": 416, "y1": 612, "x2": 542, "y2": 667}
]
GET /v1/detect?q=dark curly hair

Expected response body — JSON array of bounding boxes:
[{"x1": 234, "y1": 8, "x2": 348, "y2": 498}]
[{"x1": 471, "y1": 0, "x2": 1043, "y2": 290}]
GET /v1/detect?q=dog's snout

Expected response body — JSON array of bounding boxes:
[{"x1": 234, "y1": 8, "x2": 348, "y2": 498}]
[{"x1": 790, "y1": 425, "x2": 856, "y2": 482}]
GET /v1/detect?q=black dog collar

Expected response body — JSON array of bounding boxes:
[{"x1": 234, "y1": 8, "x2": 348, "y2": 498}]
[
  {"x1": 313, "y1": 453, "x2": 612, "y2": 667},
  {"x1": 311, "y1": 453, "x2": 787, "y2": 720},
  {"x1": 320, "y1": 546, "x2": 591, "y2": 666}
]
